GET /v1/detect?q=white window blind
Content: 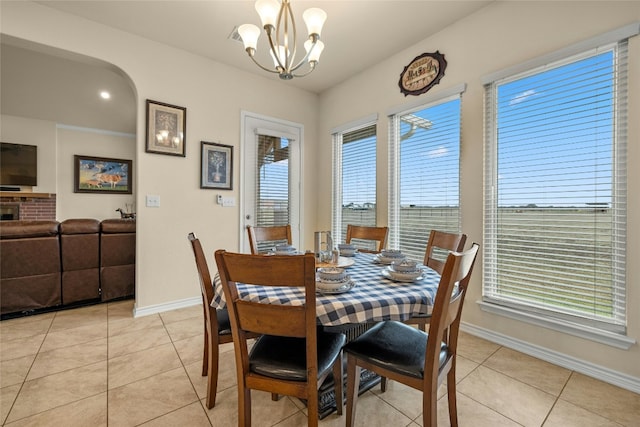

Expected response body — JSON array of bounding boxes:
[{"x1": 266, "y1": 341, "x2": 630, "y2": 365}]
[
  {"x1": 483, "y1": 40, "x2": 628, "y2": 333},
  {"x1": 332, "y1": 122, "x2": 377, "y2": 245},
  {"x1": 254, "y1": 133, "x2": 290, "y2": 251},
  {"x1": 388, "y1": 96, "x2": 462, "y2": 261}
]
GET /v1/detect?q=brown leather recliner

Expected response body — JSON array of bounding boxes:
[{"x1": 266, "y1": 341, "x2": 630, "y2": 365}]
[
  {"x1": 60, "y1": 219, "x2": 101, "y2": 305},
  {"x1": 0, "y1": 220, "x2": 62, "y2": 315},
  {"x1": 100, "y1": 219, "x2": 135, "y2": 301}
]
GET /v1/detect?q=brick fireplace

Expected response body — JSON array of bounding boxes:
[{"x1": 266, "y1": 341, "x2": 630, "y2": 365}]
[{"x1": 0, "y1": 193, "x2": 56, "y2": 221}]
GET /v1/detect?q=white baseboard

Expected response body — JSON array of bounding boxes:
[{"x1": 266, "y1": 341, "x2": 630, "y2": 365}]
[
  {"x1": 461, "y1": 322, "x2": 640, "y2": 394},
  {"x1": 133, "y1": 296, "x2": 201, "y2": 318}
]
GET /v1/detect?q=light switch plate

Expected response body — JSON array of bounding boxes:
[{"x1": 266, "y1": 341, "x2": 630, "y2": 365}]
[
  {"x1": 221, "y1": 196, "x2": 235, "y2": 207},
  {"x1": 146, "y1": 195, "x2": 160, "y2": 207}
]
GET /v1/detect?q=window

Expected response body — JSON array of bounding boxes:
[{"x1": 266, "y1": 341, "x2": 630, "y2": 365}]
[
  {"x1": 332, "y1": 118, "x2": 377, "y2": 245},
  {"x1": 388, "y1": 88, "x2": 463, "y2": 261},
  {"x1": 254, "y1": 133, "x2": 291, "y2": 228},
  {"x1": 483, "y1": 35, "x2": 630, "y2": 336}
]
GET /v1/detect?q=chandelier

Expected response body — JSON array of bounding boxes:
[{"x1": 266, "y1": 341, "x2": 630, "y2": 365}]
[{"x1": 238, "y1": 0, "x2": 327, "y2": 80}]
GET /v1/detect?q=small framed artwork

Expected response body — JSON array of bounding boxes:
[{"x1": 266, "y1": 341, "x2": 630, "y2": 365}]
[
  {"x1": 145, "y1": 99, "x2": 186, "y2": 156},
  {"x1": 201, "y1": 141, "x2": 233, "y2": 190},
  {"x1": 74, "y1": 155, "x2": 133, "y2": 194}
]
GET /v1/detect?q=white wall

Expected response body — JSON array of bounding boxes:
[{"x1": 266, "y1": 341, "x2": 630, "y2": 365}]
[
  {"x1": 318, "y1": 1, "x2": 640, "y2": 384},
  {"x1": 1, "y1": 1, "x2": 320, "y2": 311}
]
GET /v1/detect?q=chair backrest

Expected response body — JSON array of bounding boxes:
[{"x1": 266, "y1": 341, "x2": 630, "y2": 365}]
[
  {"x1": 345, "y1": 225, "x2": 388, "y2": 253},
  {"x1": 423, "y1": 230, "x2": 467, "y2": 274},
  {"x1": 188, "y1": 233, "x2": 216, "y2": 327},
  {"x1": 424, "y1": 243, "x2": 479, "y2": 386},
  {"x1": 246, "y1": 225, "x2": 292, "y2": 254},
  {"x1": 214, "y1": 250, "x2": 318, "y2": 376}
]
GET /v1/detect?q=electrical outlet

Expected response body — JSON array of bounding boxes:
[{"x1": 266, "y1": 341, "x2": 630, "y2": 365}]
[{"x1": 216, "y1": 194, "x2": 223, "y2": 205}]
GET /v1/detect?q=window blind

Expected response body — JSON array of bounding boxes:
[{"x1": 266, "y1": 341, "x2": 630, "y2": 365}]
[
  {"x1": 388, "y1": 96, "x2": 462, "y2": 261},
  {"x1": 483, "y1": 41, "x2": 628, "y2": 332},
  {"x1": 254, "y1": 133, "x2": 290, "y2": 253},
  {"x1": 331, "y1": 123, "x2": 377, "y2": 245}
]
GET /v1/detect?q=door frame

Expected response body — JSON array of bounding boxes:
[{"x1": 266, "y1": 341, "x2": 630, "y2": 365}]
[{"x1": 239, "y1": 110, "x2": 304, "y2": 253}]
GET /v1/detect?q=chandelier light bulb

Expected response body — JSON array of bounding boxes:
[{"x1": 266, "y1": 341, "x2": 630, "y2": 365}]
[
  {"x1": 305, "y1": 40, "x2": 324, "y2": 62},
  {"x1": 238, "y1": 24, "x2": 261, "y2": 51},
  {"x1": 302, "y1": 8, "x2": 327, "y2": 36},
  {"x1": 255, "y1": 0, "x2": 279, "y2": 28}
]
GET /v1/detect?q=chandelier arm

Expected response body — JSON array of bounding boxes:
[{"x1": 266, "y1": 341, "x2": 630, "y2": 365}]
[
  {"x1": 264, "y1": 26, "x2": 287, "y2": 73},
  {"x1": 247, "y1": 52, "x2": 281, "y2": 75},
  {"x1": 291, "y1": 61, "x2": 317, "y2": 78},
  {"x1": 282, "y1": 1, "x2": 297, "y2": 73}
]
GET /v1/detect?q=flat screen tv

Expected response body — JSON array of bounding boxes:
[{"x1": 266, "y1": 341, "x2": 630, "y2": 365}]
[{"x1": 1, "y1": 142, "x2": 38, "y2": 187}]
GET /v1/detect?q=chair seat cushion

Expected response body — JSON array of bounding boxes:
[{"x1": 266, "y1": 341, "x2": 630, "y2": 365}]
[
  {"x1": 343, "y1": 321, "x2": 447, "y2": 379},
  {"x1": 216, "y1": 308, "x2": 231, "y2": 335},
  {"x1": 249, "y1": 330, "x2": 346, "y2": 381}
]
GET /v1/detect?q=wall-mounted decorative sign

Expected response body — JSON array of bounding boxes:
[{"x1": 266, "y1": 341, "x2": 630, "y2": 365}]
[
  {"x1": 74, "y1": 155, "x2": 132, "y2": 194},
  {"x1": 201, "y1": 141, "x2": 233, "y2": 190},
  {"x1": 145, "y1": 99, "x2": 186, "y2": 156},
  {"x1": 398, "y1": 51, "x2": 447, "y2": 97}
]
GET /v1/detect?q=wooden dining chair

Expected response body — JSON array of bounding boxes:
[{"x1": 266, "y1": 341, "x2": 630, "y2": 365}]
[
  {"x1": 345, "y1": 224, "x2": 388, "y2": 253},
  {"x1": 405, "y1": 229, "x2": 467, "y2": 331},
  {"x1": 214, "y1": 250, "x2": 345, "y2": 427},
  {"x1": 187, "y1": 232, "x2": 260, "y2": 409},
  {"x1": 246, "y1": 224, "x2": 292, "y2": 254},
  {"x1": 344, "y1": 243, "x2": 479, "y2": 427}
]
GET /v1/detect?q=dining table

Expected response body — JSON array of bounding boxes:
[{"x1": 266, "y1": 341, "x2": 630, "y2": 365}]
[
  {"x1": 211, "y1": 250, "x2": 441, "y2": 418},
  {"x1": 211, "y1": 251, "x2": 440, "y2": 326}
]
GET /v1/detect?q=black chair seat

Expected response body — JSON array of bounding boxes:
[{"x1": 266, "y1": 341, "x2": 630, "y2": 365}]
[
  {"x1": 216, "y1": 308, "x2": 232, "y2": 335},
  {"x1": 250, "y1": 331, "x2": 346, "y2": 381},
  {"x1": 344, "y1": 321, "x2": 447, "y2": 379}
]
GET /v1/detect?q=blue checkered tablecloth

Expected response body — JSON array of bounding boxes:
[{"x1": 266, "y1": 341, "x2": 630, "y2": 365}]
[{"x1": 212, "y1": 252, "x2": 440, "y2": 326}]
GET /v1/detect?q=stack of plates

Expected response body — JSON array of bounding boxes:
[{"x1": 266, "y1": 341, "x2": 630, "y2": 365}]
[
  {"x1": 273, "y1": 244, "x2": 298, "y2": 255},
  {"x1": 382, "y1": 263, "x2": 424, "y2": 282},
  {"x1": 374, "y1": 250, "x2": 406, "y2": 264},
  {"x1": 316, "y1": 274, "x2": 356, "y2": 294}
]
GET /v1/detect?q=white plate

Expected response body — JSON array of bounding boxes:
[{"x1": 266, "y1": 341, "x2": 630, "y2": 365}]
[
  {"x1": 382, "y1": 268, "x2": 424, "y2": 282},
  {"x1": 316, "y1": 279, "x2": 356, "y2": 294},
  {"x1": 317, "y1": 275, "x2": 351, "y2": 285},
  {"x1": 340, "y1": 250, "x2": 358, "y2": 257},
  {"x1": 374, "y1": 254, "x2": 405, "y2": 265}
]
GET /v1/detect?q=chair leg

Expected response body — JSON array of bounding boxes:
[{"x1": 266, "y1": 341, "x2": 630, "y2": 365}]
[
  {"x1": 307, "y1": 385, "x2": 319, "y2": 427},
  {"x1": 271, "y1": 393, "x2": 280, "y2": 401},
  {"x1": 380, "y1": 376, "x2": 387, "y2": 392},
  {"x1": 238, "y1": 385, "x2": 251, "y2": 427},
  {"x1": 205, "y1": 329, "x2": 219, "y2": 409},
  {"x1": 202, "y1": 329, "x2": 208, "y2": 377},
  {"x1": 332, "y1": 350, "x2": 344, "y2": 415},
  {"x1": 345, "y1": 355, "x2": 361, "y2": 427},
  {"x1": 447, "y1": 365, "x2": 458, "y2": 427}
]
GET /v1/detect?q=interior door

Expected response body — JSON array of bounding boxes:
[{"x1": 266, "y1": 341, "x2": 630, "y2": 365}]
[{"x1": 240, "y1": 111, "x2": 302, "y2": 252}]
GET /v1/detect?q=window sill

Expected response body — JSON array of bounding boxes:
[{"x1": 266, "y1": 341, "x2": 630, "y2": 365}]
[{"x1": 477, "y1": 300, "x2": 636, "y2": 350}]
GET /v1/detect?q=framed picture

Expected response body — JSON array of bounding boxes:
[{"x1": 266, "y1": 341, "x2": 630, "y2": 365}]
[
  {"x1": 201, "y1": 141, "x2": 233, "y2": 190},
  {"x1": 145, "y1": 99, "x2": 186, "y2": 156},
  {"x1": 74, "y1": 155, "x2": 133, "y2": 194}
]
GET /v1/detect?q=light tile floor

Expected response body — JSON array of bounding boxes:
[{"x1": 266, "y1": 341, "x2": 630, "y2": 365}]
[{"x1": 1, "y1": 300, "x2": 639, "y2": 426}]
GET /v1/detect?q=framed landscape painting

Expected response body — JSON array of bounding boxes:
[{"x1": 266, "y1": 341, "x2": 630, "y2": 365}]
[
  {"x1": 201, "y1": 141, "x2": 233, "y2": 190},
  {"x1": 74, "y1": 155, "x2": 132, "y2": 194}
]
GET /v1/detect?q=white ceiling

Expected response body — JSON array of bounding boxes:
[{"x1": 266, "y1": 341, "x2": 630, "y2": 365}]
[{"x1": 1, "y1": 1, "x2": 493, "y2": 133}]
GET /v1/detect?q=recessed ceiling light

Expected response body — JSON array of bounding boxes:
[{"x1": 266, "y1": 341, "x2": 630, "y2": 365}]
[{"x1": 100, "y1": 91, "x2": 111, "y2": 100}]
